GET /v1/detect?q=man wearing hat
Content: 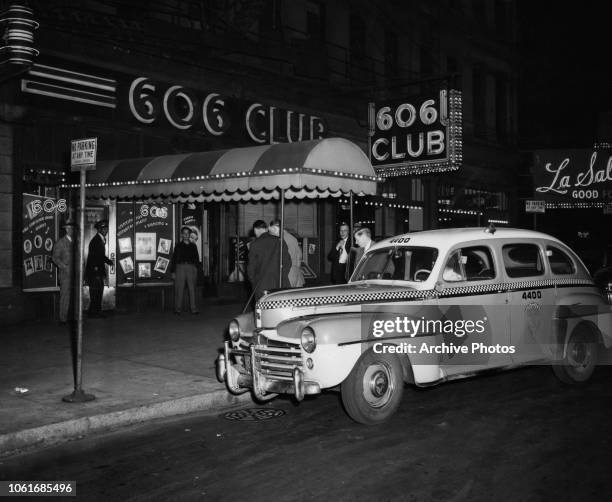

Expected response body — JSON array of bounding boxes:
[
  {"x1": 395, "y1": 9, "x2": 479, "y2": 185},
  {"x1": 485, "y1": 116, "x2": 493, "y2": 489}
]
[
  {"x1": 86, "y1": 219, "x2": 113, "y2": 318},
  {"x1": 52, "y1": 217, "x2": 76, "y2": 324}
]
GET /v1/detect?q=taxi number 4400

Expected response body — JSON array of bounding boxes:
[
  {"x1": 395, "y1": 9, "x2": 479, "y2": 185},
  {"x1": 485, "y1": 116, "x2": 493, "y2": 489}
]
[{"x1": 522, "y1": 290, "x2": 542, "y2": 300}]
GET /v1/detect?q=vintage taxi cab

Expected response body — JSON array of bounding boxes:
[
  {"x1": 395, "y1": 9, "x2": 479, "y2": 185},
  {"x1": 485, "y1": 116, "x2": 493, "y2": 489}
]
[{"x1": 217, "y1": 226, "x2": 612, "y2": 424}]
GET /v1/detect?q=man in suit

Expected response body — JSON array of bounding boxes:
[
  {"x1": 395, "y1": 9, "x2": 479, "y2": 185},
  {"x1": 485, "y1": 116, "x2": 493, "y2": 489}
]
[
  {"x1": 328, "y1": 223, "x2": 351, "y2": 284},
  {"x1": 353, "y1": 226, "x2": 374, "y2": 268},
  {"x1": 86, "y1": 219, "x2": 113, "y2": 318},
  {"x1": 52, "y1": 218, "x2": 75, "y2": 324},
  {"x1": 247, "y1": 220, "x2": 290, "y2": 301}
]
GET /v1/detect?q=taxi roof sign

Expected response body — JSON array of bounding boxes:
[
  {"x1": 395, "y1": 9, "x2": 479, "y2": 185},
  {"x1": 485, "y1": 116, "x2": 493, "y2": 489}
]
[{"x1": 71, "y1": 138, "x2": 97, "y2": 171}]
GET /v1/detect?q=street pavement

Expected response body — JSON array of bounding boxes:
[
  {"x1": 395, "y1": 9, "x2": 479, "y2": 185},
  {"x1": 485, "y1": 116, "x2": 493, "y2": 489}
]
[
  {"x1": 2, "y1": 366, "x2": 612, "y2": 500},
  {"x1": 0, "y1": 303, "x2": 252, "y2": 457}
]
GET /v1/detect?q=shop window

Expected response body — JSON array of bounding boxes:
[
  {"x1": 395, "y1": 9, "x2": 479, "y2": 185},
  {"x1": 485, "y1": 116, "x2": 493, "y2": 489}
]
[
  {"x1": 411, "y1": 178, "x2": 425, "y2": 202},
  {"x1": 547, "y1": 246, "x2": 575, "y2": 275},
  {"x1": 503, "y1": 244, "x2": 544, "y2": 278}
]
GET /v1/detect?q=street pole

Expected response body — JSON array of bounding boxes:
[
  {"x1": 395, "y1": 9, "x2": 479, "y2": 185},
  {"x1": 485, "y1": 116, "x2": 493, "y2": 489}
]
[
  {"x1": 279, "y1": 189, "x2": 285, "y2": 288},
  {"x1": 63, "y1": 165, "x2": 95, "y2": 403}
]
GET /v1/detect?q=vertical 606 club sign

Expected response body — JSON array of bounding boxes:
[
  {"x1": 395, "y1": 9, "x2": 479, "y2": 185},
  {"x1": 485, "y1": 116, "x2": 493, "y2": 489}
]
[{"x1": 369, "y1": 89, "x2": 462, "y2": 176}]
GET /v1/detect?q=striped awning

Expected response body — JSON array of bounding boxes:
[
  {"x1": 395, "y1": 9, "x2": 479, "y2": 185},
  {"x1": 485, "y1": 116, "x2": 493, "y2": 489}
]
[{"x1": 79, "y1": 138, "x2": 378, "y2": 201}]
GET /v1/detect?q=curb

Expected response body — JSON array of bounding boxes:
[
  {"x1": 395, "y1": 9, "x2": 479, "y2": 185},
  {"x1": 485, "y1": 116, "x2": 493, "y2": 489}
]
[{"x1": 0, "y1": 389, "x2": 253, "y2": 458}]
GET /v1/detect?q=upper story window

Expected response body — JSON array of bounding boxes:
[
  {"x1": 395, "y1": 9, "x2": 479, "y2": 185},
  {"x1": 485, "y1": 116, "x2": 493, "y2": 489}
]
[
  {"x1": 350, "y1": 11, "x2": 366, "y2": 60},
  {"x1": 472, "y1": 66, "x2": 486, "y2": 138},
  {"x1": 502, "y1": 244, "x2": 544, "y2": 278},
  {"x1": 306, "y1": 0, "x2": 325, "y2": 43},
  {"x1": 385, "y1": 31, "x2": 399, "y2": 79}
]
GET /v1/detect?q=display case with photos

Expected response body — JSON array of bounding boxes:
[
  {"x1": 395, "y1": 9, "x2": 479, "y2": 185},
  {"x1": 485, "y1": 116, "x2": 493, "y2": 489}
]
[{"x1": 116, "y1": 202, "x2": 175, "y2": 285}]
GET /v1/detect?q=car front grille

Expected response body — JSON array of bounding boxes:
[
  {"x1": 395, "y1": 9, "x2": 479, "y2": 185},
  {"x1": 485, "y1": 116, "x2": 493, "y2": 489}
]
[{"x1": 253, "y1": 337, "x2": 302, "y2": 381}]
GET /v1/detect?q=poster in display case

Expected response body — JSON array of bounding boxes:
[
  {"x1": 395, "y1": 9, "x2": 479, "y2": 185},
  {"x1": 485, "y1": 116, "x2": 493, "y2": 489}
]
[{"x1": 116, "y1": 202, "x2": 175, "y2": 284}]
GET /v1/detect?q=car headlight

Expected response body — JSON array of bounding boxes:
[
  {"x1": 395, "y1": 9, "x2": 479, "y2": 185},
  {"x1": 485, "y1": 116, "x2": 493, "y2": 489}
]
[
  {"x1": 301, "y1": 326, "x2": 316, "y2": 353},
  {"x1": 228, "y1": 319, "x2": 241, "y2": 342}
]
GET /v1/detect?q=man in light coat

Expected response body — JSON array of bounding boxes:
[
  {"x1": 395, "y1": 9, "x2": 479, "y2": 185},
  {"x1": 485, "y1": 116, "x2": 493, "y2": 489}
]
[
  {"x1": 269, "y1": 220, "x2": 304, "y2": 288},
  {"x1": 52, "y1": 218, "x2": 75, "y2": 324}
]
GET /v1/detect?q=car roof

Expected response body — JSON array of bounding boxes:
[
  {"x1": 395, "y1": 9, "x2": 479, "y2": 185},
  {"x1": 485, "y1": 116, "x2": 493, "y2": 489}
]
[{"x1": 371, "y1": 227, "x2": 567, "y2": 252}]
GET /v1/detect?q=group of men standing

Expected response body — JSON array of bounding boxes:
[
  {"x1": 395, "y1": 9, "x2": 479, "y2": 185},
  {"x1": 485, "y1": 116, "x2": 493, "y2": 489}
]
[
  {"x1": 52, "y1": 218, "x2": 112, "y2": 324},
  {"x1": 246, "y1": 219, "x2": 304, "y2": 301},
  {"x1": 51, "y1": 216, "x2": 374, "y2": 322}
]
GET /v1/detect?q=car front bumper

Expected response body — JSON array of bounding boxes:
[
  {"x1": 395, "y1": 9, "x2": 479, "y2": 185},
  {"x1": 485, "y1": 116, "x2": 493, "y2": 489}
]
[{"x1": 216, "y1": 341, "x2": 321, "y2": 401}]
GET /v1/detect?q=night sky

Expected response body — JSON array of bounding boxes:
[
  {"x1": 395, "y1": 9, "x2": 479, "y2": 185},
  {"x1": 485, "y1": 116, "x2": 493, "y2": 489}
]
[{"x1": 518, "y1": 2, "x2": 612, "y2": 149}]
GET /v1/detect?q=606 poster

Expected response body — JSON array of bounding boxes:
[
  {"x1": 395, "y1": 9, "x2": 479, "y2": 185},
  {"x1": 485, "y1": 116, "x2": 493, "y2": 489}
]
[{"x1": 22, "y1": 194, "x2": 65, "y2": 291}]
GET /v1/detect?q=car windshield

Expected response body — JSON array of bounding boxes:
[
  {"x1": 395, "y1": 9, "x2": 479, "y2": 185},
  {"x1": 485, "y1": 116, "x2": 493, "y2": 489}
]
[{"x1": 351, "y1": 246, "x2": 439, "y2": 282}]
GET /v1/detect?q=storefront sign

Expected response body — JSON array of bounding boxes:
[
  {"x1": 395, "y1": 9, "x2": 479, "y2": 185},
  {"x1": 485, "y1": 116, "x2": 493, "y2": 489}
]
[
  {"x1": 525, "y1": 200, "x2": 545, "y2": 213},
  {"x1": 22, "y1": 194, "x2": 60, "y2": 291},
  {"x1": 71, "y1": 137, "x2": 97, "y2": 170},
  {"x1": 128, "y1": 77, "x2": 327, "y2": 144},
  {"x1": 369, "y1": 89, "x2": 462, "y2": 176},
  {"x1": 533, "y1": 150, "x2": 612, "y2": 208},
  {"x1": 20, "y1": 57, "x2": 328, "y2": 145}
]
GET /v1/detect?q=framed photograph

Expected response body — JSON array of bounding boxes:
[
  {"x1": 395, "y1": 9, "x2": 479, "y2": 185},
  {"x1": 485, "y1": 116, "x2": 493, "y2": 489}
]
[
  {"x1": 34, "y1": 254, "x2": 44, "y2": 272},
  {"x1": 135, "y1": 233, "x2": 156, "y2": 261},
  {"x1": 23, "y1": 239, "x2": 32, "y2": 254},
  {"x1": 158, "y1": 238, "x2": 172, "y2": 255},
  {"x1": 118, "y1": 237, "x2": 133, "y2": 254},
  {"x1": 44, "y1": 255, "x2": 53, "y2": 272},
  {"x1": 120, "y1": 256, "x2": 134, "y2": 274},
  {"x1": 137, "y1": 262, "x2": 151, "y2": 278},
  {"x1": 44, "y1": 237, "x2": 54, "y2": 252},
  {"x1": 24, "y1": 258, "x2": 34, "y2": 276},
  {"x1": 154, "y1": 256, "x2": 169, "y2": 274}
]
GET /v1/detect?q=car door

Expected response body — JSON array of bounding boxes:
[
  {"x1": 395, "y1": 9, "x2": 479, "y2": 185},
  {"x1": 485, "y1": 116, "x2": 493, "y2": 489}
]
[
  {"x1": 437, "y1": 242, "x2": 512, "y2": 376},
  {"x1": 504, "y1": 241, "x2": 555, "y2": 364}
]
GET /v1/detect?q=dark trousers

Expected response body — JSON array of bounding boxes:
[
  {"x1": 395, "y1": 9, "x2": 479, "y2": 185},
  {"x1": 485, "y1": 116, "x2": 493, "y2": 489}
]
[
  {"x1": 88, "y1": 275, "x2": 104, "y2": 314},
  {"x1": 331, "y1": 263, "x2": 347, "y2": 284},
  {"x1": 174, "y1": 263, "x2": 197, "y2": 312}
]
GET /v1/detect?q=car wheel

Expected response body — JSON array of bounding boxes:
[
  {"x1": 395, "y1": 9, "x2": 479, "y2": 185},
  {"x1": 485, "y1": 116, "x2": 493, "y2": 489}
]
[
  {"x1": 552, "y1": 328, "x2": 598, "y2": 384},
  {"x1": 341, "y1": 349, "x2": 404, "y2": 425}
]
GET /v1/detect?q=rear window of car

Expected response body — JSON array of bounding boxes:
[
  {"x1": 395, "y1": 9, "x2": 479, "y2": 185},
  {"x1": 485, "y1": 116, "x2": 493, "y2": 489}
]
[
  {"x1": 546, "y1": 246, "x2": 576, "y2": 275},
  {"x1": 442, "y1": 246, "x2": 496, "y2": 282},
  {"x1": 502, "y1": 243, "x2": 544, "y2": 278}
]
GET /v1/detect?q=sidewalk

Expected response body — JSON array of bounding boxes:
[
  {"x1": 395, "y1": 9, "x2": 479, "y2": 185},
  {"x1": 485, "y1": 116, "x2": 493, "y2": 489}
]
[{"x1": 0, "y1": 303, "x2": 253, "y2": 457}]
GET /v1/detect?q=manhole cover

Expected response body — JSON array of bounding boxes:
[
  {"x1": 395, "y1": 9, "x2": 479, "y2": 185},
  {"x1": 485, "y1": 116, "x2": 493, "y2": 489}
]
[{"x1": 223, "y1": 408, "x2": 286, "y2": 421}]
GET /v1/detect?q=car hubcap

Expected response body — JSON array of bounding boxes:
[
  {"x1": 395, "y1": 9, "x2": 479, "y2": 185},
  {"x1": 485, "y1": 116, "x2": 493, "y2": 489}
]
[
  {"x1": 363, "y1": 363, "x2": 394, "y2": 408},
  {"x1": 568, "y1": 340, "x2": 593, "y2": 372}
]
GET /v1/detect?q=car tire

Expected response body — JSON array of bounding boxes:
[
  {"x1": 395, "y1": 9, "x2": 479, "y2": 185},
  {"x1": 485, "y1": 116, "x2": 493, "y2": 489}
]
[
  {"x1": 552, "y1": 328, "x2": 598, "y2": 384},
  {"x1": 341, "y1": 349, "x2": 404, "y2": 425}
]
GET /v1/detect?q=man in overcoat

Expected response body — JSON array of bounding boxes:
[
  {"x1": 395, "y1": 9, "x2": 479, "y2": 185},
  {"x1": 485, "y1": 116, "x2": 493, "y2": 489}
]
[
  {"x1": 85, "y1": 219, "x2": 113, "y2": 317},
  {"x1": 52, "y1": 218, "x2": 75, "y2": 324},
  {"x1": 247, "y1": 220, "x2": 290, "y2": 301}
]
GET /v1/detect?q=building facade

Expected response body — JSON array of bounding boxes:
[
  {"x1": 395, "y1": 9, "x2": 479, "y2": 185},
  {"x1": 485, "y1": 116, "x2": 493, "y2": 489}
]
[{"x1": 0, "y1": 0, "x2": 519, "y2": 322}]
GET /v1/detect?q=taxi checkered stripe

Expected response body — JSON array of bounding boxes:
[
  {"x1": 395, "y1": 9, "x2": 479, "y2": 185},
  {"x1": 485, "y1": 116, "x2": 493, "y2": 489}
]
[
  {"x1": 256, "y1": 277, "x2": 596, "y2": 310},
  {"x1": 257, "y1": 289, "x2": 436, "y2": 310}
]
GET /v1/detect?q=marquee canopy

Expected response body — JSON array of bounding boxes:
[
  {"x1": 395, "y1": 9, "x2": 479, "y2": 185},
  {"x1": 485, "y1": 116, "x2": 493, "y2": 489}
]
[{"x1": 80, "y1": 138, "x2": 378, "y2": 201}]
